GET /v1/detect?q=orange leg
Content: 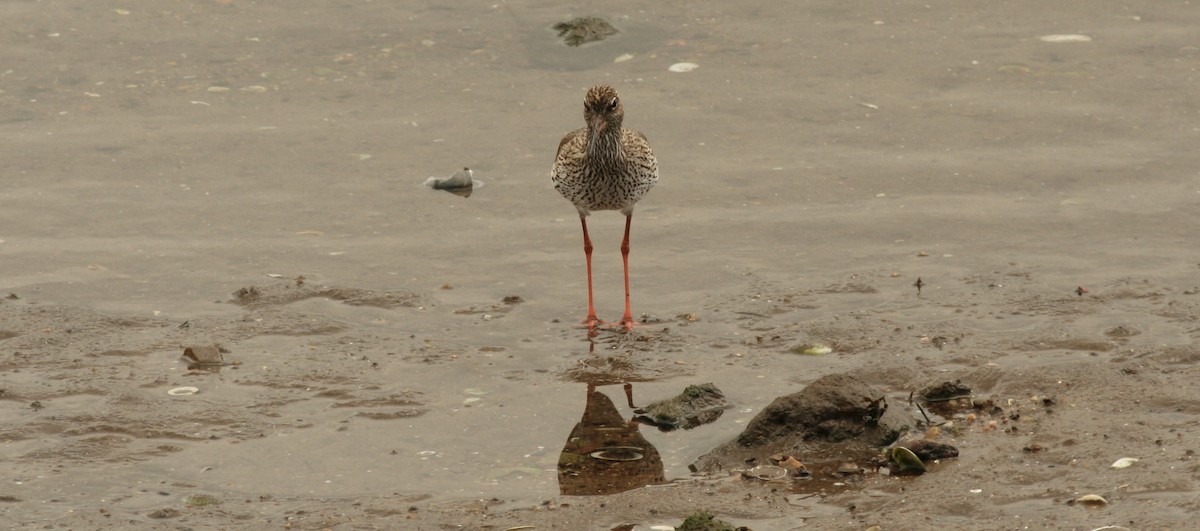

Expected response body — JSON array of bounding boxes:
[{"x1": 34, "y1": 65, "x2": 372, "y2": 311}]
[
  {"x1": 618, "y1": 214, "x2": 636, "y2": 330},
  {"x1": 580, "y1": 216, "x2": 602, "y2": 329}
]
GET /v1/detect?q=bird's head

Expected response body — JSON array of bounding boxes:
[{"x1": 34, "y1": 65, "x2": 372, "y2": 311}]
[{"x1": 583, "y1": 85, "x2": 623, "y2": 134}]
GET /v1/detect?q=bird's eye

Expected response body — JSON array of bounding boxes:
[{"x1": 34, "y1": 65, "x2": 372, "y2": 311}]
[{"x1": 608, "y1": 98, "x2": 619, "y2": 110}]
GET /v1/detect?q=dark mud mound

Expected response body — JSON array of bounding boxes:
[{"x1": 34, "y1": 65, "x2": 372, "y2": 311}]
[{"x1": 693, "y1": 373, "x2": 912, "y2": 472}]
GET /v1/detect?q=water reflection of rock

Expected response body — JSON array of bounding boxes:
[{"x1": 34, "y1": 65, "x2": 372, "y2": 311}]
[{"x1": 557, "y1": 384, "x2": 666, "y2": 496}]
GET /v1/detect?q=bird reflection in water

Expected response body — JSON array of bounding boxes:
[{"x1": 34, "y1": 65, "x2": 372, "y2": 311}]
[{"x1": 557, "y1": 383, "x2": 666, "y2": 496}]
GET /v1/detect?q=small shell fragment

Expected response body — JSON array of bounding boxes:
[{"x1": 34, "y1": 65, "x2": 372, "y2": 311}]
[
  {"x1": 668, "y1": 62, "x2": 699, "y2": 73},
  {"x1": 1110, "y1": 457, "x2": 1139, "y2": 469},
  {"x1": 614, "y1": 53, "x2": 634, "y2": 63},
  {"x1": 781, "y1": 456, "x2": 806, "y2": 471},
  {"x1": 168, "y1": 386, "x2": 199, "y2": 396},
  {"x1": 1039, "y1": 34, "x2": 1092, "y2": 43},
  {"x1": 791, "y1": 343, "x2": 832, "y2": 356},
  {"x1": 1074, "y1": 494, "x2": 1108, "y2": 506},
  {"x1": 891, "y1": 446, "x2": 926, "y2": 472}
]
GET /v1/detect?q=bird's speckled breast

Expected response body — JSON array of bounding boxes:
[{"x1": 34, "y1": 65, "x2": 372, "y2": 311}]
[{"x1": 552, "y1": 128, "x2": 658, "y2": 216}]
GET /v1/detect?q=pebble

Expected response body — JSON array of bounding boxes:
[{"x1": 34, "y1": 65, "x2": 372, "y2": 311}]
[{"x1": 668, "y1": 62, "x2": 699, "y2": 73}]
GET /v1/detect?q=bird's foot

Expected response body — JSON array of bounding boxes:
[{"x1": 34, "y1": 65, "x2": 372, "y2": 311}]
[
  {"x1": 615, "y1": 317, "x2": 639, "y2": 332},
  {"x1": 580, "y1": 315, "x2": 606, "y2": 330}
]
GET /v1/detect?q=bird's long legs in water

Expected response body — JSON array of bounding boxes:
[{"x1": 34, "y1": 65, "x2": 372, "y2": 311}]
[
  {"x1": 579, "y1": 216, "x2": 602, "y2": 329},
  {"x1": 618, "y1": 214, "x2": 636, "y2": 331},
  {"x1": 578, "y1": 215, "x2": 638, "y2": 331}
]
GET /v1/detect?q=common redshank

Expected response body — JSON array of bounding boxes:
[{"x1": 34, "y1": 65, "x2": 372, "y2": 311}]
[{"x1": 552, "y1": 85, "x2": 659, "y2": 330}]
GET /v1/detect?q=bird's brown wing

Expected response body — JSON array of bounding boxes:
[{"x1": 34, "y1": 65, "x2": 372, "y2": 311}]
[
  {"x1": 552, "y1": 128, "x2": 587, "y2": 180},
  {"x1": 556, "y1": 128, "x2": 585, "y2": 158},
  {"x1": 631, "y1": 130, "x2": 650, "y2": 145},
  {"x1": 624, "y1": 129, "x2": 659, "y2": 180}
]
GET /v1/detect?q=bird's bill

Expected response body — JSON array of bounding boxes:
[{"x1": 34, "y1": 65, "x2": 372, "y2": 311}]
[{"x1": 589, "y1": 115, "x2": 606, "y2": 132}]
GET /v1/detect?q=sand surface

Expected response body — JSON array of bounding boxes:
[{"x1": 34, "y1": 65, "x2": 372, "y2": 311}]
[{"x1": 2, "y1": 1, "x2": 1199, "y2": 529}]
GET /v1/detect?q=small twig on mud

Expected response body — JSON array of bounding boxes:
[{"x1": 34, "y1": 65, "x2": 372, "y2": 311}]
[{"x1": 915, "y1": 401, "x2": 932, "y2": 425}]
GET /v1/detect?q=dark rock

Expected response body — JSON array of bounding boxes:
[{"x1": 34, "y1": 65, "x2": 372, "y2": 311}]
[
  {"x1": 897, "y1": 438, "x2": 959, "y2": 461},
  {"x1": 919, "y1": 380, "x2": 972, "y2": 402},
  {"x1": 692, "y1": 373, "x2": 911, "y2": 472},
  {"x1": 634, "y1": 383, "x2": 730, "y2": 431},
  {"x1": 429, "y1": 168, "x2": 474, "y2": 197},
  {"x1": 737, "y1": 373, "x2": 906, "y2": 447}
]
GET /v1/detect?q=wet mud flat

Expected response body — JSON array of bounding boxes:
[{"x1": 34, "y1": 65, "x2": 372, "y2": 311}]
[
  {"x1": 3, "y1": 269, "x2": 1200, "y2": 530},
  {"x1": 3, "y1": 0, "x2": 1200, "y2": 529}
]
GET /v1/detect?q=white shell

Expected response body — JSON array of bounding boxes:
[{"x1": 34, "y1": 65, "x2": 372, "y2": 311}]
[
  {"x1": 168, "y1": 386, "x2": 199, "y2": 396},
  {"x1": 1039, "y1": 34, "x2": 1092, "y2": 43},
  {"x1": 668, "y1": 62, "x2": 699, "y2": 73},
  {"x1": 1110, "y1": 457, "x2": 1139, "y2": 468}
]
